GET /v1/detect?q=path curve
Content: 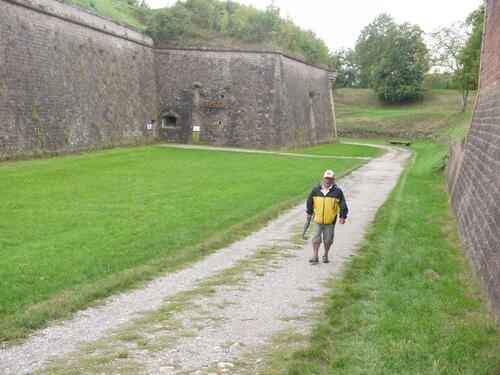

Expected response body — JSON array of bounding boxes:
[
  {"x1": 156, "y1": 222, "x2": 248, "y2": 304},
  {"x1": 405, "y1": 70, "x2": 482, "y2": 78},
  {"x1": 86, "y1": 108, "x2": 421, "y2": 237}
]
[{"x1": 0, "y1": 144, "x2": 411, "y2": 374}]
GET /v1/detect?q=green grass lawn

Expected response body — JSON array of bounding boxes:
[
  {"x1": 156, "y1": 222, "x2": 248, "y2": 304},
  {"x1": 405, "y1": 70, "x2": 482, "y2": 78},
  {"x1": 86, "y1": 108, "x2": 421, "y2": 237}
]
[
  {"x1": 291, "y1": 142, "x2": 382, "y2": 158},
  {"x1": 0, "y1": 143, "x2": 374, "y2": 343},
  {"x1": 266, "y1": 141, "x2": 499, "y2": 374},
  {"x1": 334, "y1": 89, "x2": 475, "y2": 142}
]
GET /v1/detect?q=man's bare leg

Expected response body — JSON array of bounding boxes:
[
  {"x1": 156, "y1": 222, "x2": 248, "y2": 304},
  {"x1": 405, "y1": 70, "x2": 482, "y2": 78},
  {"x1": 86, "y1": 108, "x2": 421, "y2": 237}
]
[
  {"x1": 312, "y1": 242, "x2": 321, "y2": 260},
  {"x1": 323, "y1": 243, "x2": 332, "y2": 258}
]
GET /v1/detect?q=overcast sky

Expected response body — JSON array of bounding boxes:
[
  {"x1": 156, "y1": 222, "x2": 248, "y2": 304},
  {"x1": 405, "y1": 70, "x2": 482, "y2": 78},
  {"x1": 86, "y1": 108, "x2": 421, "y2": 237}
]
[{"x1": 144, "y1": 0, "x2": 483, "y2": 51}]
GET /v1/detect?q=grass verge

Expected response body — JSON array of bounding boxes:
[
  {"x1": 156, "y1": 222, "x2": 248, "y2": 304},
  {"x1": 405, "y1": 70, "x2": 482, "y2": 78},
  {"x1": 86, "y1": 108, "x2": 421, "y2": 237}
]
[
  {"x1": 0, "y1": 143, "x2": 371, "y2": 343},
  {"x1": 290, "y1": 143, "x2": 382, "y2": 158},
  {"x1": 334, "y1": 88, "x2": 475, "y2": 142},
  {"x1": 266, "y1": 142, "x2": 499, "y2": 374}
]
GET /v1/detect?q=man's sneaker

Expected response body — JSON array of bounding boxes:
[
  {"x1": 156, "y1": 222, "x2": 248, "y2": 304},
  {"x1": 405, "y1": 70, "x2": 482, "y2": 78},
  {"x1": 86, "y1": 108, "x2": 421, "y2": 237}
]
[
  {"x1": 309, "y1": 257, "x2": 319, "y2": 264},
  {"x1": 322, "y1": 255, "x2": 329, "y2": 263}
]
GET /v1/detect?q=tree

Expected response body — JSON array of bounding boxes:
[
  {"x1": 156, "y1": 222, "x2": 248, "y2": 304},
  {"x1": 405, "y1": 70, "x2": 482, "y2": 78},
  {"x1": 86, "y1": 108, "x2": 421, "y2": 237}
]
[
  {"x1": 429, "y1": 24, "x2": 469, "y2": 110},
  {"x1": 354, "y1": 14, "x2": 396, "y2": 87},
  {"x1": 429, "y1": 24, "x2": 466, "y2": 73},
  {"x1": 354, "y1": 14, "x2": 429, "y2": 102},
  {"x1": 328, "y1": 49, "x2": 359, "y2": 88},
  {"x1": 429, "y1": 5, "x2": 484, "y2": 111},
  {"x1": 145, "y1": 0, "x2": 330, "y2": 67},
  {"x1": 119, "y1": 0, "x2": 149, "y2": 7},
  {"x1": 372, "y1": 22, "x2": 429, "y2": 103},
  {"x1": 458, "y1": 5, "x2": 484, "y2": 100}
]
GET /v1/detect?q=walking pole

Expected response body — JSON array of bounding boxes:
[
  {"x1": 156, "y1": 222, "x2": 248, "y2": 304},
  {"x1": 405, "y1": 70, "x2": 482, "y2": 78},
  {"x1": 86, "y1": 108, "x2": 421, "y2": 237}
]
[{"x1": 302, "y1": 215, "x2": 312, "y2": 239}]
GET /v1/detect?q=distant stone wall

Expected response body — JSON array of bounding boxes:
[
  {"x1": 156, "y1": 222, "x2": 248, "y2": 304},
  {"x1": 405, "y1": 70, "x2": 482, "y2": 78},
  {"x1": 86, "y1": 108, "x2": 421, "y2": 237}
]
[
  {"x1": 155, "y1": 48, "x2": 283, "y2": 148},
  {"x1": 155, "y1": 48, "x2": 335, "y2": 148},
  {"x1": 445, "y1": 0, "x2": 500, "y2": 321},
  {"x1": 0, "y1": 0, "x2": 335, "y2": 158},
  {"x1": 0, "y1": 0, "x2": 157, "y2": 159},
  {"x1": 280, "y1": 56, "x2": 335, "y2": 147}
]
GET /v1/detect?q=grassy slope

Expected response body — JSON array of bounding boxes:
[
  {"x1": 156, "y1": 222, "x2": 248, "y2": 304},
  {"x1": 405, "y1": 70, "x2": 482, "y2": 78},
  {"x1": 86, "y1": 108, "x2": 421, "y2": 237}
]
[
  {"x1": 335, "y1": 89, "x2": 476, "y2": 142},
  {"x1": 67, "y1": 0, "x2": 146, "y2": 29},
  {"x1": 265, "y1": 142, "x2": 499, "y2": 374},
  {"x1": 0, "y1": 143, "x2": 375, "y2": 342},
  {"x1": 65, "y1": 0, "x2": 328, "y2": 66}
]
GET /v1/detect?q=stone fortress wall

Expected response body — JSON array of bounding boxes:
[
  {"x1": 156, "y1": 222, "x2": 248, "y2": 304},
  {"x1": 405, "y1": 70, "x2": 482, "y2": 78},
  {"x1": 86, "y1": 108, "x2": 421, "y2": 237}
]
[
  {"x1": 279, "y1": 56, "x2": 337, "y2": 147},
  {"x1": 0, "y1": 0, "x2": 157, "y2": 158},
  {"x1": 0, "y1": 0, "x2": 336, "y2": 159},
  {"x1": 155, "y1": 48, "x2": 335, "y2": 148},
  {"x1": 445, "y1": 0, "x2": 500, "y2": 321}
]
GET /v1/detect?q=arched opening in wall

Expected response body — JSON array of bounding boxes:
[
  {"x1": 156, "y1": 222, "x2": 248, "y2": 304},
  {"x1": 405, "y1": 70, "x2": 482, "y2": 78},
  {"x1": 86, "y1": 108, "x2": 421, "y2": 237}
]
[
  {"x1": 161, "y1": 113, "x2": 178, "y2": 129},
  {"x1": 159, "y1": 111, "x2": 180, "y2": 141}
]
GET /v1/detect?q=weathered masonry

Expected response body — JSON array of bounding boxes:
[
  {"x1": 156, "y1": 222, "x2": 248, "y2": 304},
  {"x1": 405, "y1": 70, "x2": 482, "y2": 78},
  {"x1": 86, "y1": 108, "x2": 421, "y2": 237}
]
[
  {"x1": 445, "y1": 0, "x2": 500, "y2": 321},
  {"x1": 155, "y1": 48, "x2": 336, "y2": 148},
  {"x1": 0, "y1": 0, "x2": 337, "y2": 159},
  {"x1": 0, "y1": 0, "x2": 157, "y2": 158}
]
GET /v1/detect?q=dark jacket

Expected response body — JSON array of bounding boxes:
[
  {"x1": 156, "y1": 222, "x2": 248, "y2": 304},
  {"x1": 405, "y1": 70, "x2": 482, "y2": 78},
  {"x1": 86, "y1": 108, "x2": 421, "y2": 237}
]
[{"x1": 306, "y1": 183, "x2": 348, "y2": 225}]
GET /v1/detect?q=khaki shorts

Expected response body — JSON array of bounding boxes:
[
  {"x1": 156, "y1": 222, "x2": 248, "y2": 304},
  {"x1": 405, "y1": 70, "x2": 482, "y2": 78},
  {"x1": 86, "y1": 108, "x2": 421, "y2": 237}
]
[{"x1": 311, "y1": 222, "x2": 335, "y2": 245}]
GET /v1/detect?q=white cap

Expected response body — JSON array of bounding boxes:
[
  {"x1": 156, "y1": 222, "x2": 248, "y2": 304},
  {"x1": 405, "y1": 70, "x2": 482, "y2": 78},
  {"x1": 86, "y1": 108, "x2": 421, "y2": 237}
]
[{"x1": 323, "y1": 170, "x2": 335, "y2": 178}]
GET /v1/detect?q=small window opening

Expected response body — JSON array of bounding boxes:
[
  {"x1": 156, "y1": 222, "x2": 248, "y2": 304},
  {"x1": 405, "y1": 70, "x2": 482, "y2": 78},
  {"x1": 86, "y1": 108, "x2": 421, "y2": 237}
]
[
  {"x1": 220, "y1": 94, "x2": 225, "y2": 98},
  {"x1": 161, "y1": 114, "x2": 178, "y2": 129}
]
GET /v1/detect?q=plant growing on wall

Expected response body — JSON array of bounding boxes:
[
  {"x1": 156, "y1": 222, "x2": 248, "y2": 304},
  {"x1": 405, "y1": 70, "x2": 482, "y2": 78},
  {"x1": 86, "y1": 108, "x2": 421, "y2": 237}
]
[{"x1": 144, "y1": 0, "x2": 330, "y2": 67}]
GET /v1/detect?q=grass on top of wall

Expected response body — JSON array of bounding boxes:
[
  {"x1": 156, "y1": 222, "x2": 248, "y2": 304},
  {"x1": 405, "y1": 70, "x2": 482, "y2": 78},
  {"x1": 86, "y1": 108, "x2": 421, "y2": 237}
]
[
  {"x1": 264, "y1": 141, "x2": 499, "y2": 375},
  {"x1": 0, "y1": 142, "x2": 373, "y2": 343},
  {"x1": 68, "y1": 0, "x2": 146, "y2": 30}
]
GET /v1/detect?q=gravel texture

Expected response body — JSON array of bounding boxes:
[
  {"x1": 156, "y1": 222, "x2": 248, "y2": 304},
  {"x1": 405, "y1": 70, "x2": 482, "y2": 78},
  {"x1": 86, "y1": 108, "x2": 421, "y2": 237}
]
[{"x1": 0, "y1": 144, "x2": 410, "y2": 374}]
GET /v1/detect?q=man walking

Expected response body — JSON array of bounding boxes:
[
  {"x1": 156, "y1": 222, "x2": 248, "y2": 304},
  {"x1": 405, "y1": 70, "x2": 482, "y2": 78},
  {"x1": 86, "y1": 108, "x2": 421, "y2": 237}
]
[{"x1": 306, "y1": 170, "x2": 348, "y2": 264}]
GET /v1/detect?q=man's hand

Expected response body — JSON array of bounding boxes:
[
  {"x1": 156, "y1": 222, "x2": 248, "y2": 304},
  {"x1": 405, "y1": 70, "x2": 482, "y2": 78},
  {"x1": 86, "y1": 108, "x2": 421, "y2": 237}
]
[
  {"x1": 339, "y1": 218, "x2": 346, "y2": 224},
  {"x1": 307, "y1": 214, "x2": 313, "y2": 219}
]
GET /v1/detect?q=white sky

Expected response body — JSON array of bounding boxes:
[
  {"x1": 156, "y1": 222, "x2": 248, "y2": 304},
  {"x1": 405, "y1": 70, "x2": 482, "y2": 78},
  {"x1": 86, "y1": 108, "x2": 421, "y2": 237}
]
[{"x1": 144, "y1": 0, "x2": 483, "y2": 51}]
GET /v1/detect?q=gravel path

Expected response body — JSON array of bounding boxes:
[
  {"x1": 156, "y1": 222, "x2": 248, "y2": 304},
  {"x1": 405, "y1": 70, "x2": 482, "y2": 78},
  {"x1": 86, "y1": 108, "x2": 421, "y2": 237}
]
[{"x1": 0, "y1": 144, "x2": 410, "y2": 375}]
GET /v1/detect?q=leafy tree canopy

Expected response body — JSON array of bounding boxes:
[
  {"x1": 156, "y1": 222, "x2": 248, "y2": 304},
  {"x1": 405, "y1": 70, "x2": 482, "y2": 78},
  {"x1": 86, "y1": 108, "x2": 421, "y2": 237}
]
[
  {"x1": 145, "y1": 0, "x2": 330, "y2": 66},
  {"x1": 428, "y1": 4, "x2": 484, "y2": 111},
  {"x1": 354, "y1": 13, "x2": 395, "y2": 88},
  {"x1": 328, "y1": 49, "x2": 359, "y2": 88},
  {"x1": 69, "y1": 0, "x2": 330, "y2": 67},
  {"x1": 458, "y1": 5, "x2": 484, "y2": 90},
  {"x1": 355, "y1": 14, "x2": 429, "y2": 103}
]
